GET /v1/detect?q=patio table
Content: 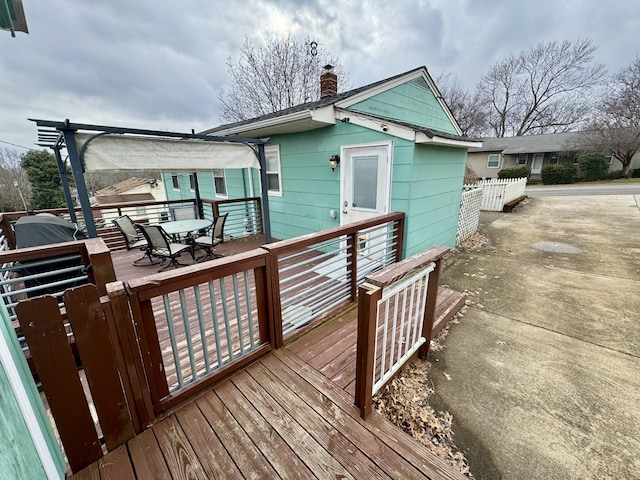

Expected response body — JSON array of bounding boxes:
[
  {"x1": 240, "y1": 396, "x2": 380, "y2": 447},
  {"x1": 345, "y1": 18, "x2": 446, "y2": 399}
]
[{"x1": 157, "y1": 219, "x2": 212, "y2": 259}]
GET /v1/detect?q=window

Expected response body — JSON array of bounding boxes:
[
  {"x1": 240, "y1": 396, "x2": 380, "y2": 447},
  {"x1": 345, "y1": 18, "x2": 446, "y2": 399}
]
[
  {"x1": 604, "y1": 154, "x2": 613, "y2": 165},
  {"x1": 213, "y1": 169, "x2": 227, "y2": 197},
  {"x1": 549, "y1": 153, "x2": 559, "y2": 164},
  {"x1": 265, "y1": 145, "x2": 282, "y2": 195},
  {"x1": 171, "y1": 174, "x2": 179, "y2": 190},
  {"x1": 189, "y1": 173, "x2": 196, "y2": 191},
  {"x1": 517, "y1": 153, "x2": 528, "y2": 165},
  {"x1": 487, "y1": 154, "x2": 501, "y2": 168}
]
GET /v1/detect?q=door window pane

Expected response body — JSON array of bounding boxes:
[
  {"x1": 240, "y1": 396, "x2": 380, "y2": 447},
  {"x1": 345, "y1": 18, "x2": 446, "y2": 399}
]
[{"x1": 352, "y1": 155, "x2": 378, "y2": 210}]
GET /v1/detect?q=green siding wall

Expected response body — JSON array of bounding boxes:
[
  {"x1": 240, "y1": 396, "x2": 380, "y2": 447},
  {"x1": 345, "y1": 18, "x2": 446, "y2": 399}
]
[
  {"x1": 402, "y1": 144, "x2": 467, "y2": 256},
  {"x1": 0, "y1": 363, "x2": 48, "y2": 479},
  {"x1": 0, "y1": 301, "x2": 64, "y2": 479},
  {"x1": 349, "y1": 78, "x2": 458, "y2": 135},
  {"x1": 250, "y1": 122, "x2": 398, "y2": 241},
  {"x1": 165, "y1": 121, "x2": 466, "y2": 257}
]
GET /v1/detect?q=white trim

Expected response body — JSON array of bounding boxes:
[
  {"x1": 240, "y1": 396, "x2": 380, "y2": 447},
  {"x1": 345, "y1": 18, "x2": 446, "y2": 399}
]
[
  {"x1": 265, "y1": 145, "x2": 283, "y2": 197},
  {"x1": 415, "y1": 132, "x2": 481, "y2": 148},
  {"x1": 0, "y1": 332, "x2": 61, "y2": 479},
  {"x1": 336, "y1": 110, "x2": 480, "y2": 148},
  {"x1": 212, "y1": 168, "x2": 228, "y2": 198},
  {"x1": 188, "y1": 173, "x2": 196, "y2": 192},
  {"x1": 210, "y1": 106, "x2": 335, "y2": 137},
  {"x1": 336, "y1": 110, "x2": 414, "y2": 141},
  {"x1": 171, "y1": 173, "x2": 180, "y2": 191},
  {"x1": 340, "y1": 140, "x2": 393, "y2": 223},
  {"x1": 336, "y1": 67, "x2": 463, "y2": 136},
  {"x1": 487, "y1": 154, "x2": 501, "y2": 169}
]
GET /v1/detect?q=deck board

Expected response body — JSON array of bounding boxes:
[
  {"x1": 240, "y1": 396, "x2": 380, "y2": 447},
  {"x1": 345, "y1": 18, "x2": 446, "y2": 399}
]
[
  {"x1": 68, "y1": 240, "x2": 466, "y2": 479},
  {"x1": 69, "y1": 349, "x2": 466, "y2": 480}
]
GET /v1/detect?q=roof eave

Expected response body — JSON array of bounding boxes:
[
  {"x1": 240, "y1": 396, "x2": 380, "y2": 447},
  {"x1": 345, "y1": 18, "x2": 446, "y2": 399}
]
[
  {"x1": 415, "y1": 132, "x2": 482, "y2": 148},
  {"x1": 210, "y1": 106, "x2": 336, "y2": 137}
]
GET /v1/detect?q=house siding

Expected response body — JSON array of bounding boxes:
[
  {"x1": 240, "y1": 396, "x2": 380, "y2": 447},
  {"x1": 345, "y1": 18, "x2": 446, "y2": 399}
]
[
  {"x1": 166, "y1": 121, "x2": 467, "y2": 257},
  {"x1": 404, "y1": 144, "x2": 466, "y2": 256},
  {"x1": 348, "y1": 79, "x2": 458, "y2": 135},
  {"x1": 252, "y1": 122, "x2": 397, "y2": 241}
]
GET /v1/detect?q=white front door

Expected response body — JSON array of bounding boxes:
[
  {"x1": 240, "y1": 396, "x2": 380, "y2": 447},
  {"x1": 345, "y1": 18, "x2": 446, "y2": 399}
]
[
  {"x1": 340, "y1": 142, "x2": 392, "y2": 226},
  {"x1": 531, "y1": 153, "x2": 544, "y2": 174}
]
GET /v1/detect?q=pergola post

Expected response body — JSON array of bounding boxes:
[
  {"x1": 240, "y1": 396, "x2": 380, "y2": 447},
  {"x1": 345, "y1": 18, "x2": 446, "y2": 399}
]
[
  {"x1": 257, "y1": 143, "x2": 272, "y2": 243},
  {"x1": 52, "y1": 146, "x2": 77, "y2": 224},
  {"x1": 61, "y1": 128, "x2": 97, "y2": 238},
  {"x1": 192, "y1": 172, "x2": 203, "y2": 219}
]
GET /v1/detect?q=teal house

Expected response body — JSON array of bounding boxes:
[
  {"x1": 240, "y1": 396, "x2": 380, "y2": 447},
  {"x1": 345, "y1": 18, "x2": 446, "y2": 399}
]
[{"x1": 165, "y1": 66, "x2": 479, "y2": 257}]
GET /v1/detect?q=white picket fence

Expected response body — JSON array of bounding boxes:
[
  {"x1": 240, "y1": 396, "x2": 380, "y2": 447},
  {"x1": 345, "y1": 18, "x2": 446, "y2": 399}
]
[
  {"x1": 467, "y1": 178, "x2": 528, "y2": 212},
  {"x1": 456, "y1": 187, "x2": 483, "y2": 245}
]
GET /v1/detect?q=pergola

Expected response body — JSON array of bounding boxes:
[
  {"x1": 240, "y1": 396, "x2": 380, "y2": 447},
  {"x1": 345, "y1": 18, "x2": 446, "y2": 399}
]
[{"x1": 29, "y1": 119, "x2": 272, "y2": 242}]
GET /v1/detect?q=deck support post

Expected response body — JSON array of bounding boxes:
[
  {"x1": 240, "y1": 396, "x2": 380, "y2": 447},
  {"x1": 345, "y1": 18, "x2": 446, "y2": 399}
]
[
  {"x1": 354, "y1": 282, "x2": 381, "y2": 419},
  {"x1": 419, "y1": 256, "x2": 443, "y2": 359}
]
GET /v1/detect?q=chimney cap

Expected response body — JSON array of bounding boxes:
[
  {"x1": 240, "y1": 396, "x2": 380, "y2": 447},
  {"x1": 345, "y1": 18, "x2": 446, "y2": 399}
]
[{"x1": 323, "y1": 64, "x2": 334, "y2": 72}]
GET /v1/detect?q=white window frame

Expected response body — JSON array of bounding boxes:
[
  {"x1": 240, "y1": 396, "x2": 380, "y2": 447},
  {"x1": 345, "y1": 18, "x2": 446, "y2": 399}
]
[
  {"x1": 549, "y1": 153, "x2": 559, "y2": 164},
  {"x1": 517, "y1": 153, "x2": 528, "y2": 165},
  {"x1": 171, "y1": 173, "x2": 180, "y2": 191},
  {"x1": 604, "y1": 154, "x2": 613, "y2": 165},
  {"x1": 212, "y1": 169, "x2": 228, "y2": 198},
  {"x1": 487, "y1": 154, "x2": 501, "y2": 169},
  {"x1": 265, "y1": 145, "x2": 282, "y2": 196},
  {"x1": 188, "y1": 173, "x2": 196, "y2": 192}
]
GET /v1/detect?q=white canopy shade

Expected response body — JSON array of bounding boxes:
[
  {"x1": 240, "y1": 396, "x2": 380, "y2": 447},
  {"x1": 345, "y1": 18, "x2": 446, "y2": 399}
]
[{"x1": 75, "y1": 133, "x2": 261, "y2": 172}]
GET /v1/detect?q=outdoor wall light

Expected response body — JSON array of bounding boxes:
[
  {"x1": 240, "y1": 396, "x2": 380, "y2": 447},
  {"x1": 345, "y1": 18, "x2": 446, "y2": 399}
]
[{"x1": 329, "y1": 154, "x2": 340, "y2": 171}]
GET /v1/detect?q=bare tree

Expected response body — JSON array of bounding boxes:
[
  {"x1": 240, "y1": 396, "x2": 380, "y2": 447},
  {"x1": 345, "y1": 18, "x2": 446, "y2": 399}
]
[
  {"x1": 0, "y1": 148, "x2": 31, "y2": 211},
  {"x1": 436, "y1": 73, "x2": 487, "y2": 137},
  {"x1": 219, "y1": 35, "x2": 348, "y2": 122},
  {"x1": 478, "y1": 39, "x2": 607, "y2": 137},
  {"x1": 581, "y1": 55, "x2": 640, "y2": 175}
]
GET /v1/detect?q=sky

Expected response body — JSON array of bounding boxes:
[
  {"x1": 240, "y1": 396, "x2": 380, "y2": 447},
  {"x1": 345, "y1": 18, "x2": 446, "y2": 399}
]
[{"x1": 1, "y1": 0, "x2": 639, "y2": 152}]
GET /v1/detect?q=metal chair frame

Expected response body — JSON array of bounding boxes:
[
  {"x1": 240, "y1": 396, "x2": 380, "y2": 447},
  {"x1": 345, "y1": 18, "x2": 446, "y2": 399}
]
[
  {"x1": 136, "y1": 224, "x2": 192, "y2": 272},
  {"x1": 194, "y1": 213, "x2": 228, "y2": 262},
  {"x1": 112, "y1": 215, "x2": 160, "y2": 266}
]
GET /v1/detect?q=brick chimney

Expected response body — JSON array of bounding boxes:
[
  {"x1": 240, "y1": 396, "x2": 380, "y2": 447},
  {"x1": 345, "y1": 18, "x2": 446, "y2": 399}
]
[{"x1": 320, "y1": 64, "x2": 337, "y2": 98}]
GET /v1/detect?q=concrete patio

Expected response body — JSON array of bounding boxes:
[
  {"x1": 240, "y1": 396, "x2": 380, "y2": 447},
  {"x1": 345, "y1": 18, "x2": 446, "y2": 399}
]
[{"x1": 431, "y1": 194, "x2": 640, "y2": 479}]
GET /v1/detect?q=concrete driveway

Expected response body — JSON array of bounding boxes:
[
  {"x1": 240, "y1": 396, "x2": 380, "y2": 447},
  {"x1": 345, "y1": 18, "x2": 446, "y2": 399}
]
[{"x1": 431, "y1": 194, "x2": 640, "y2": 479}]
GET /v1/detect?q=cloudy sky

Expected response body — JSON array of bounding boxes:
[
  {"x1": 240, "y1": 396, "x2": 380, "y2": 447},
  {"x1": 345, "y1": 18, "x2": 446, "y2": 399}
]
[{"x1": 1, "y1": 0, "x2": 639, "y2": 151}]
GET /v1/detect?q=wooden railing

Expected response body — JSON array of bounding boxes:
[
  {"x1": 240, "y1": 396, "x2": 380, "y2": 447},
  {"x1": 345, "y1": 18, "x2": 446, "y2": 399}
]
[
  {"x1": 16, "y1": 284, "x2": 136, "y2": 473},
  {"x1": 0, "y1": 197, "x2": 263, "y2": 252},
  {"x1": 8, "y1": 212, "x2": 408, "y2": 473},
  {"x1": 355, "y1": 246, "x2": 449, "y2": 419},
  {"x1": 263, "y1": 213, "x2": 405, "y2": 348},
  {"x1": 122, "y1": 248, "x2": 274, "y2": 415},
  {"x1": 207, "y1": 196, "x2": 263, "y2": 239},
  {"x1": 0, "y1": 238, "x2": 116, "y2": 323}
]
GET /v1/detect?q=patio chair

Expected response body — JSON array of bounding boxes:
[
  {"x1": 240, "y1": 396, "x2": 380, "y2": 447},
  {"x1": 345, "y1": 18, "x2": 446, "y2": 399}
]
[
  {"x1": 112, "y1": 215, "x2": 160, "y2": 266},
  {"x1": 137, "y1": 224, "x2": 193, "y2": 272},
  {"x1": 170, "y1": 205, "x2": 197, "y2": 221},
  {"x1": 194, "y1": 213, "x2": 228, "y2": 262}
]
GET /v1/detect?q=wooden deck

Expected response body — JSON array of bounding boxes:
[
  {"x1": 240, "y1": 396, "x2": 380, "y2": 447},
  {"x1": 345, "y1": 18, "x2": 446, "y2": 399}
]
[
  {"x1": 70, "y1": 349, "x2": 465, "y2": 480},
  {"x1": 111, "y1": 234, "x2": 267, "y2": 282},
  {"x1": 286, "y1": 287, "x2": 465, "y2": 397},
  {"x1": 68, "y1": 238, "x2": 467, "y2": 479}
]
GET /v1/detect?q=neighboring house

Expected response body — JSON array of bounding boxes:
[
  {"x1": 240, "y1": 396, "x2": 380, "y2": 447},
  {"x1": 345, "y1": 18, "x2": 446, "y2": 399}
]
[
  {"x1": 92, "y1": 177, "x2": 167, "y2": 225},
  {"x1": 165, "y1": 66, "x2": 480, "y2": 257},
  {"x1": 467, "y1": 132, "x2": 640, "y2": 180}
]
